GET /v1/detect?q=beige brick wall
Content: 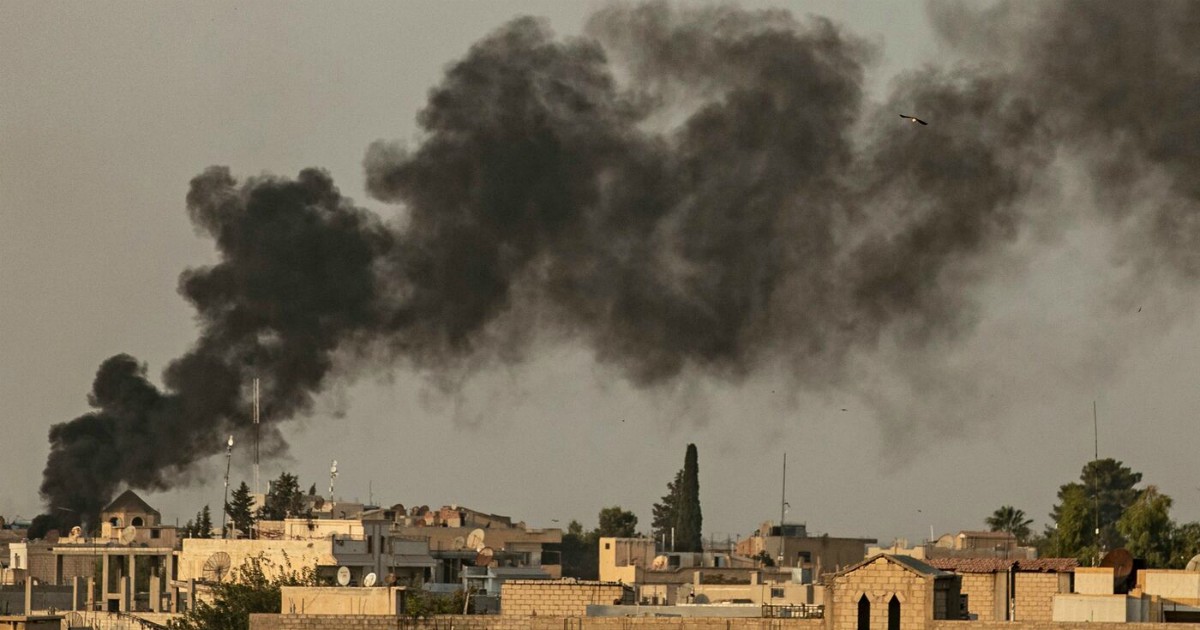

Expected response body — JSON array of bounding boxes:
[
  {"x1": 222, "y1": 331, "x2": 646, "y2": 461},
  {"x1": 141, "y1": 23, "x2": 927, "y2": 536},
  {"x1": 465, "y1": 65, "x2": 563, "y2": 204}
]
[
  {"x1": 958, "y1": 574, "x2": 996, "y2": 621},
  {"x1": 933, "y1": 620, "x2": 1200, "y2": 630},
  {"x1": 500, "y1": 580, "x2": 627, "y2": 617},
  {"x1": 250, "y1": 615, "x2": 826, "y2": 630},
  {"x1": 1013, "y1": 573, "x2": 1062, "y2": 622},
  {"x1": 830, "y1": 558, "x2": 931, "y2": 630}
]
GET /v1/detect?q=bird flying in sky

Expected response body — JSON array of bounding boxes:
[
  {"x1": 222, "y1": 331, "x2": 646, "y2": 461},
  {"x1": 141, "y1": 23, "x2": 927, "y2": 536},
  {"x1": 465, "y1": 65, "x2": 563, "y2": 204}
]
[{"x1": 899, "y1": 114, "x2": 928, "y2": 125}]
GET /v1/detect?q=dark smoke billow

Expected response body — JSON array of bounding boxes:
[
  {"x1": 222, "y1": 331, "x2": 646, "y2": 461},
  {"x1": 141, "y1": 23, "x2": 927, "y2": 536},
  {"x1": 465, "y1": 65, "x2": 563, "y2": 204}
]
[{"x1": 40, "y1": 1, "x2": 1200, "y2": 524}]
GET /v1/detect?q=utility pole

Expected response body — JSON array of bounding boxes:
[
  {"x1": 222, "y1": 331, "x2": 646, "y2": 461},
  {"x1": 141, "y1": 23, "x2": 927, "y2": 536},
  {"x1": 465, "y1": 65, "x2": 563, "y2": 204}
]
[
  {"x1": 780, "y1": 452, "x2": 787, "y2": 528},
  {"x1": 1093, "y1": 401, "x2": 1101, "y2": 564},
  {"x1": 223, "y1": 435, "x2": 234, "y2": 539},
  {"x1": 253, "y1": 378, "x2": 260, "y2": 496}
]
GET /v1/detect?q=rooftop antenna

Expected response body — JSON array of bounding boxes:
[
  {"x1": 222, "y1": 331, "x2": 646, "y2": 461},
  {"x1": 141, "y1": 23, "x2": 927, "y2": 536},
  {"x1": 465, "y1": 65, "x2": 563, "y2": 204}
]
[
  {"x1": 1093, "y1": 400, "x2": 1101, "y2": 564},
  {"x1": 223, "y1": 434, "x2": 234, "y2": 539},
  {"x1": 253, "y1": 378, "x2": 260, "y2": 496},
  {"x1": 329, "y1": 460, "x2": 338, "y2": 499},
  {"x1": 780, "y1": 452, "x2": 787, "y2": 529}
]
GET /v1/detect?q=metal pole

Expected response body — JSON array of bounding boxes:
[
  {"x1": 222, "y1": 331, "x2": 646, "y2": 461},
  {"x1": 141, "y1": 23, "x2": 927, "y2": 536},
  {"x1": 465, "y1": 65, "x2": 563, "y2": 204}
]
[
  {"x1": 1093, "y1": 401, "x2": 1100, "y2": 562},
  {"x1": 223, "y1": 435, "x2": 233, "y2": 539},
  {"x1": 781, "y1": 453, "x2": 787, "y2": 529},
  {"x1": 253, "y1": 378, "x2": 260, "y2": 496}
]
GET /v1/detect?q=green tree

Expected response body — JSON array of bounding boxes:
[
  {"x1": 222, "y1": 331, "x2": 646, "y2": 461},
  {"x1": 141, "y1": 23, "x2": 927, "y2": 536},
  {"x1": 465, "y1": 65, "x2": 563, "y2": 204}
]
[
  {"x1": 1049, "y1": 458, "x2": 1141, "y2": 561},
  {"x1": 597, "y1": 506, "x2": 638, "y2": 538},
  {"x1": 261, "y1": 472, "x2": 304, "y2": 520},
  {"x1": 651, "y1": 470, "x2": 682, "y2": 542},
  {"x1": 167, "y1": 554, "x2": 316, "y2": 630},
  {"x1": 559, "y1": 519, "x2": 598, "y2": 579},
  {"x1": 197, "y1": 505, "x2": 214, "y2": 539},
  {"x1": 986, "y1": 505, "x2": 1033, "y2": 544},
  {"x1": 675, "y1": 444, "x2": 703, "y2": 552},
  {"x1": 1169, "y1": 521, "x2": 1200, "y2": 569},
  {"x1": 226, "y1": 482, "x2": 256, "y2": 539},
  {"x1": 1117, "y1": 485, "x2": 1174, "y2": 567}
]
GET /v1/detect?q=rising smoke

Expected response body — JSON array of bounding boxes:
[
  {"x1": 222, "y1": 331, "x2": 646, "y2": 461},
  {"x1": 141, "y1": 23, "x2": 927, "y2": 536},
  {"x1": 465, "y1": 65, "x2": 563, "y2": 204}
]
[{"x1": 39, "y1": 1, "x2": 1200, "y2": 524}]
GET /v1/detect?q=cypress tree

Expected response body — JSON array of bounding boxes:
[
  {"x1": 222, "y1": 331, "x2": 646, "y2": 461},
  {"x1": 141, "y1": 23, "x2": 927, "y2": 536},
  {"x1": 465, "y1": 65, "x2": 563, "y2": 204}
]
[{"x1": 675, "y1": 443, "x2": 703, "y2": 552}]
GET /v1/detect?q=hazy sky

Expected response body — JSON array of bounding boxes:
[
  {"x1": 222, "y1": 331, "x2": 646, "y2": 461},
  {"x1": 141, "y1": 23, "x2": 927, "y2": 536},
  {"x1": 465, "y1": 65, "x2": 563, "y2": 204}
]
[{"x1": 1, "y1": 0, "x2": 1197, "y2": 547}]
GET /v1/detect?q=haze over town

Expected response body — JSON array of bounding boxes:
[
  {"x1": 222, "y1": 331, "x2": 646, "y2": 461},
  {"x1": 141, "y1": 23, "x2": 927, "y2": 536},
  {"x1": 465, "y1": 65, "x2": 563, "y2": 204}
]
[{"x1": 1, "y1": 0, "x2": 1198, "y2": 551}]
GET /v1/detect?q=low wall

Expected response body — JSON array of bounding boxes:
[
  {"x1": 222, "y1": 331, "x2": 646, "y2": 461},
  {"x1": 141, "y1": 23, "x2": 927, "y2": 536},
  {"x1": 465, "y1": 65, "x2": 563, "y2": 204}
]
[
  {"x1": 0, "y1": 586, "x2": 72, "y2": 615},
  {"x1": 932, "y1": 620, "x2": 1200, "y2": 630},
  {"x1": 251, "y1": 615, "x2": 830, "y2": 630}
]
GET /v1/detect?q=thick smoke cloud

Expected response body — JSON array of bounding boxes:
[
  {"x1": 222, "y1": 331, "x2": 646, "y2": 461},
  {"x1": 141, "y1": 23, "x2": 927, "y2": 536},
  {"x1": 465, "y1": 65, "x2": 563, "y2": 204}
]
[{"x1": 40, "y1": 1, "x2": 1200, "y2": 522}]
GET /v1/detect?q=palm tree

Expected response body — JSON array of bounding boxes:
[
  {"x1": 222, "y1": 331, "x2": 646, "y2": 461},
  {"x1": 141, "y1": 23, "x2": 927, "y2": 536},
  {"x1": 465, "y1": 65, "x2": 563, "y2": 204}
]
[{"x1": 986, "y1": 505, "x2": 1033, "y2": 544}]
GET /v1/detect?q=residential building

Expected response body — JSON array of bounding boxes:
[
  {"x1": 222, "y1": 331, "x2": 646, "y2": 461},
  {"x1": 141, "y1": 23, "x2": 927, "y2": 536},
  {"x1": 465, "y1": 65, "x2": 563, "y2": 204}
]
[{"x1": 736, "y1": 521, "x2": 877, "y2": 577}]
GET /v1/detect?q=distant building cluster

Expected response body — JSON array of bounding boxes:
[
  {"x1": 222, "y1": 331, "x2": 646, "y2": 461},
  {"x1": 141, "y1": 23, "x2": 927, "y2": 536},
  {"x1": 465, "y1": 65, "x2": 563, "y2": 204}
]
[{"x1": 2, "y1": 492, "x2": 1198, "y2": 629}]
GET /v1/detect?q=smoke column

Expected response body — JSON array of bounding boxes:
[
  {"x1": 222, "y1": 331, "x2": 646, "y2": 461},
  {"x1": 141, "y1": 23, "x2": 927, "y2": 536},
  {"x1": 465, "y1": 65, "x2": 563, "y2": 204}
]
[{"x1": 39, "y1": 1, "x2": 1200, "y2": 523}]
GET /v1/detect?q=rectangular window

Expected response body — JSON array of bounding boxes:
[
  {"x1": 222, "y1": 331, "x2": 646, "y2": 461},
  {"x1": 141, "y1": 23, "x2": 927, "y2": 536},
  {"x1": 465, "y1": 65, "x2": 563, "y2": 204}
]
[{"x1": 771, "y1": 587, "x2": 784, "y2": 598}]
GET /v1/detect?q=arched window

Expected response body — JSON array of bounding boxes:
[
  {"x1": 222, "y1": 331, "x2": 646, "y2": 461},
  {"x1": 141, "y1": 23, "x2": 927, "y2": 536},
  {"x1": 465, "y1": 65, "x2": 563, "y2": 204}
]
[
  {"x1": 889, "y1": 595, "x2": 901, "y2": 630},
  {"x1": 858, "y1": 594, "x2": 871, "y2": 630},
  {"x1": 131, "y1": 517, "x2": 144, "y2": 527}
]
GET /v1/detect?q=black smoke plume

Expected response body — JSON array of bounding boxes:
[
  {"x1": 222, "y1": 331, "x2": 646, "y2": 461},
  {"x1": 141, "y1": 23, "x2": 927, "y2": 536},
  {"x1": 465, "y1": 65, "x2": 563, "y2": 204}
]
[{"x1": 40, "y1": 1, "x2": 1200, "y2": 524}]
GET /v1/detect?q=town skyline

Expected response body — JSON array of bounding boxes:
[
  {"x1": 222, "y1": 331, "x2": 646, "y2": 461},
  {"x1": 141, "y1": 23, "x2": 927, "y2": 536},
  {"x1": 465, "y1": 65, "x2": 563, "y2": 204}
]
[{"x1": 2, "y1": 0, "x2": 1199, "y2": 547}]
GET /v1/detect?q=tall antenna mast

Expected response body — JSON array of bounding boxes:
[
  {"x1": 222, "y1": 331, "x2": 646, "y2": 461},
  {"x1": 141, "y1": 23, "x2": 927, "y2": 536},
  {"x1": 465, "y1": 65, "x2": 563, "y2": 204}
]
[
  {"x1": 253, "y1": 377, "x2": 261, "y2": 496},
  {"x1": 329, "y1": 460, "x2": 338, "y2": 499},
  {"x1": 780, "y1": 452, "x2": 787, "y2": 528},
  {"x1": 223, "y1": 435, "x2": 234, "y2": 539},
  {"x1": 1093, "y1": 400, "x2": 1101, "y2": 562}
]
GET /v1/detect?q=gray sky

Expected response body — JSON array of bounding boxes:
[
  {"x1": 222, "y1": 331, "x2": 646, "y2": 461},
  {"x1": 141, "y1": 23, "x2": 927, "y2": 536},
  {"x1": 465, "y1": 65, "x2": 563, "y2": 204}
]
[{"x1": 2, "y1": 0, "x2": 1197, "y2": 546}]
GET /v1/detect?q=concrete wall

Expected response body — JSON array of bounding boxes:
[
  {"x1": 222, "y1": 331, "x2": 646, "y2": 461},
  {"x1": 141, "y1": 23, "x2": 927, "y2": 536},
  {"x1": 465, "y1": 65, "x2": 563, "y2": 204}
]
[
  {"x1": 281, "y1": 587, "x2": 404, "y2": 615},
  {"x1": 177, "y1": 538, "x2": 335, "y2": 582},
  {"x1": 1143, "y1": 570, "x2": 1200, "y2": 601},
  {"x1": 830, "y1": 557, "x2": 933, "y2": 630},
  {"x1": 6, "y1": 545, "x2": 94, "y2": 586},
  {"x1": 0, "y1": 586, "x2": 72, "y2": 614},
  {"x1": 500, "y1": 580, "x2": 627, "y2": 617},
  {"x1": 1052, "y1": 593, "x2": 1132, "y2": 622},
  {"x1": 1075, "y1": 567, "x2": 1115, "y2": 595},
  {"x1": 250, "y1": 615, "x2": 826, "y2": 630},
  {"x1": 0, "y1": 616, "x2": 62, "y2": 630}
]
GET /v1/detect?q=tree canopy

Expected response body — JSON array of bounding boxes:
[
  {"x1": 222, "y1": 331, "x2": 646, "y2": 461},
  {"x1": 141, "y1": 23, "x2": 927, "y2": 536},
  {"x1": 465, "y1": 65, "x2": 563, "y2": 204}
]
[
  {"x1": 986, "y1": 505, "x2": 1033, "y2": 544},
  {"x1": 652, "y1": 444, "x2": 702, "y2": 552},
  {"x1": 597, "y1": 506, "x2": 638, "y2": 538},
  {"x1": 226, "y1": 481, "x2": 256, "y2": 538},
  {"x1": 260, "y1": 472, "x2": 304, "y2": 520}
]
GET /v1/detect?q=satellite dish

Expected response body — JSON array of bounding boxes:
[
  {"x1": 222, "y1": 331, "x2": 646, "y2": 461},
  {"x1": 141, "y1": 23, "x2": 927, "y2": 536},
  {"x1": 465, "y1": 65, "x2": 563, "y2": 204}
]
[
  {"x1": 202, "y1": 552, "x2": 232, "y2": 582},
  {"x1": 69, "y1": 526, "x2": 83, "y2": 541},
  {"x1": 1100, "y1": 548, "x2": 1135, "y2": 594},
  {"x1": 452, "y1": 536, "x2": 467, "y2": 550},
  {"x1": 466, "y1": 528, "x2": 486, "y2": 551},
  {"x1": 120, "y1": 525, "x2": 137, "y2": 544},
  {"x1": 474, "y1": 547, "x2": 495, "y2": 567},
  {"x1": 1185, "y1": 554, "x2": 1200, "y2": 572},
  {"x1": 651, "y1": 555, "x2": 669, "y2": 570},
  {"x1": 336, "y1": 566, "x2": 351, "y2": 586},
  {"x1": 363, "y1": 572, "x2": 378, "y2": 587}
]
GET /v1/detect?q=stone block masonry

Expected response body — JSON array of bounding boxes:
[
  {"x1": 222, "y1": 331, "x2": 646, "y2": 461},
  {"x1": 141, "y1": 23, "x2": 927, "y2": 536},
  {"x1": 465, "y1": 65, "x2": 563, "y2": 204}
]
[{"x1": 250, "y1": 615, "x2": 826, "y2": 630}]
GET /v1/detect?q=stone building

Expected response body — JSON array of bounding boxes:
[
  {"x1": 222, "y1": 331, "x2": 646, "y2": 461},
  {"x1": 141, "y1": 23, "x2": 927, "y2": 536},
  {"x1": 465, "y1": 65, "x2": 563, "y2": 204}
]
[
  {"x1": 927, "y1": 557, "x2": 1076, "y2": 622},
  {"x1": 829, "y1": 554, "x2": 962, "y2": 630},
  {"x1": 737, "y1": 521, "x2": 876, "y2": 577}
]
